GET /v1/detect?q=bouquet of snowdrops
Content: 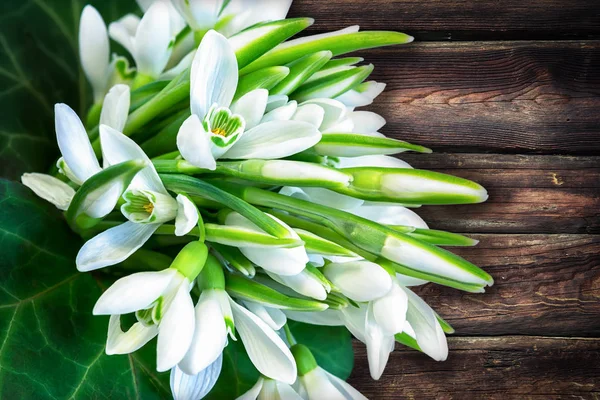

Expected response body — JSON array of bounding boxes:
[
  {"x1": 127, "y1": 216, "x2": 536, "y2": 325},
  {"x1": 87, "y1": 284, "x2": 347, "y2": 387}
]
[{"x1": 19, "y1": 0, "x2": 492, "y2": 398}]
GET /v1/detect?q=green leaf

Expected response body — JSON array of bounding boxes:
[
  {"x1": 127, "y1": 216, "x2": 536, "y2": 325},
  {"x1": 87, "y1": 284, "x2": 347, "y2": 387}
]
[
  {"x1": 314, "y1": 133, "x2": 432, "y2": 157},
  {"x1": 233, "y1": 66, "x2": 290, "y2": 101},
  {"x1": 0, "y1": 179, "x2": 169, "y2": 399},
  {"x1": 288, "y1": 321, "x2": 354, "y2": 379},
  {"x1": 241, "y1": 30, "x2": 413, "y2": 75},
  {"x1": 0, "y1": 0, "x2": 137, "y2": 180},
  {"x1": 291, "y1": 64, "x2": 374, "y2": 103},
  {"x1": 269, "y1": 51, "x2": 333, "y2": 96}
]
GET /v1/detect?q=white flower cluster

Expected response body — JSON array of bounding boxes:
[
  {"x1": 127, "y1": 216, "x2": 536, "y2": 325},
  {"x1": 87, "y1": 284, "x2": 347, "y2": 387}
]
[{"x1": 20, "y1": 1, "x2": 492, "y2": 399}]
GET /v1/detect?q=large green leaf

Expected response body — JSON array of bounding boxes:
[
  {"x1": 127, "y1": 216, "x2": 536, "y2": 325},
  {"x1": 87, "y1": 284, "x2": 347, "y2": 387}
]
[
  {"x1": 0, "y1": 180, "x2": 170, "y2": 399},
  {"x1": 0, "y1": 0, "x2": 137, "y2": 180}
]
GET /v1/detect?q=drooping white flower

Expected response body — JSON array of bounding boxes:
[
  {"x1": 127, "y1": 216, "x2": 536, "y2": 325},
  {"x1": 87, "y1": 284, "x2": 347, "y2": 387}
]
[
  {"x1": 109, "y1": 1, "x2": 174, "y2": 79},
  {"x1": 223, "y1": 211, "x2": 309, "y2": 276},
  {"x1": 79, "y1": 6, "x2": 135, "y2": 102},
  {"x1": 171, "y1": 0, "x2": 293, "y2": 37},
  {"x1": 177, "y1": 30, "x2": 321, "y2": 170},
  {"x1": 236, "y1": 376, "x2": 303, "y2": 400},
  {"x1": 93, "y1": 268, "x2": 195, "y2": 372},
  {"x1": 21, "y1": 90, "x2": 131, "y2": 214},
  {"x1": 300, "y1": 367, "x2": 367, "y2": 400},
  {"x1": 323, "y1": 260, "x2": 393, "y2": 302},
  {"x1": 229, "y1": 299, "x2": 297, "y2": 384},
  {"x1": 179, "y1": 289, "x2": 231, "y2": 375},
  {"x1": 76, "y1": 123, "x2": 198, "y2": 272}
]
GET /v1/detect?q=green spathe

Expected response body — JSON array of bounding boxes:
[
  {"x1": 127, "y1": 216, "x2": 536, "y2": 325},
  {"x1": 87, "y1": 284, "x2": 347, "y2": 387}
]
[
  {"x1": 291, "y1": 344, "x2": 318, "y2": 376},
  {"x1": 171, "y1": 241, "x2": 209, "y2": 281}
]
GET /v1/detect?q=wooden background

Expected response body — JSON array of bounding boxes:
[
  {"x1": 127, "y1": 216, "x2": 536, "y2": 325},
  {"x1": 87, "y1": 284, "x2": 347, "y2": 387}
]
[{"x1": 288, "y1": 1, "x2": 600, "y2": 399}]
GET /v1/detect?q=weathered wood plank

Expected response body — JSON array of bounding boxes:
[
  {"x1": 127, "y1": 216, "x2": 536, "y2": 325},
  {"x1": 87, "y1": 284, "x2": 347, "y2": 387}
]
[
  {"x1": 360, "y1": 41, "x2": 600, "y2": 155},
  {"x1": 413, "y1": 234, "x2": 600, "y2": 336},
  {"x1": 349, "y1": 337, "x2": 600, "y2": 399},
  {"x1": 289, "y1": 1, "x2": 600, "y2": 41},
  {"x1": 400, "y1": 154, "x2": 600, "y2": 234}
]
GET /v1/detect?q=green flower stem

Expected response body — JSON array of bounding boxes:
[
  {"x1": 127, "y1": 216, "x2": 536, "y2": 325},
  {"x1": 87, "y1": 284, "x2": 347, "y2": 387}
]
[
  {"x1": 233, "y1": 66, "x2": 290, "y2": 101},
  {"x1": 225, "y1": 274, "x2": 328, "y2": 311},
  {"x1": 131, "y1": 73, "x2": 155, "y2": 90},
  {"x1": 119, "y1": 249, "x2": 173, "y2": 273},
  {"x1": 394, "y1": 227, "x2": 479, "y2": 247},
  {"x1": 241, "y1": 30, "x2": 413, "y2": 75},
  {"x1": 270, "y1": 51, "x2": 333, "y2": 96},
  {"x1": 65, "y1": 160, "x2": 147, "y2": 233},
  {"x1": 283, "y1": 324, "x2": 297, "y2": 346},
  {"x1": 212, "y1": 183, "x2": 493, "y2": 291},
  {"x1": 86, "y1": 102, "x2": 102, "y2": 130},
  {"x1": 130, "y1": 80, "x2": 170, "y2": 112},
  {"x1": 141, "y1": 109, "x2": 190, "y2": 157},
  {"x1": 159, "y1": 174, "x2": 290, "y2": 238}
]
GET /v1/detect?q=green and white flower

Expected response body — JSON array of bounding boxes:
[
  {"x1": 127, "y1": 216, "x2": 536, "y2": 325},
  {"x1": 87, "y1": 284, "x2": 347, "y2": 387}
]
[
  {"x1": 76, "y1": 124, "x2": 198, "y2": 271},
  {"x1": 236, "y1": 376, "x2": 303, "y2": 400}
]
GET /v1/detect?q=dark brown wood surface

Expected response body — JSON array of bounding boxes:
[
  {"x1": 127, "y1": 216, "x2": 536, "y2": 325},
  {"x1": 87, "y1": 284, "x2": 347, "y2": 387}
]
[{"x1": 289, "y1": 1, "x2": 600, "y2": 398}]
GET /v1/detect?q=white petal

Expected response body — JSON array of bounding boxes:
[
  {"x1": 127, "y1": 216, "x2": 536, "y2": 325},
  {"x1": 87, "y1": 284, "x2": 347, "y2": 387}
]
[
  {"x1": 266, "y1": 271, "x2": 327, "y2": 301},
  {"x1": 99, "y1": 124, "x2": 167, "y2": 194},
  {"x1": 106, "y1": 315, "x2": 158, "y2": 355},
  {"x1": 349, "y1": 111, "x2": 386, "y2": 134},
  {"x1": 405, "y1": 287, "x2": 448, "y2": 361},
  {"x1": 223, "y1": 121, "x2": 321, "y2": 160},
  {"x1": 225, "y1": 212, "x2": 308, "y2": 276},
  {"x1": 100, "y1": 84, "x2": 130, "y2": 133},
  {"x1": 323, "y1": 117, "x2": 354, "y2": 134},
  {"x1": 136, "y1": 0, "x2": 154, "y2": 11},
  {"x1": 79, "y1": 6, "x2": 110, "y2": 101},
  {"x1": 372, "y1": 283, "x2": 408, "y2": 335},
  {"x1": 300, "y1": 99, "x2": 347, "y2": 131},
  {"x1": 229, "y1": 299, "x2": 297, "y2": 384},
  {"x1": 93, "y1": 268, "x2": 177, "y2": 315},
  {"x1": 179, "y1": 290, "x2": 228, "y2": 375},
  {"x1": 266, "y1": 95, "x2": 289, "y2": 112},
  {"x1": 79, "y1": 179, "x2": 126, "y2": 219},
  {"x1": 231, "y1": 89, "x2": 269, "y2": 130},
  {"x1": 260, "y1": 101, "x2": 297, "y2": 123},
  {"x1": 55, "y1": 104, "x2": 101, "y2": 183},
  {"x1": 354, "y1": 204, "x2": 428, "y2": 228},
  {"x1": 177, "y1": 114, "x2": 217, "y2": 170},
  {"x1": 244, "y1": 301, "x2": 287, "y2": 330},
  {"x1": 77, "y1": 221, "x2": 161, "y2": 272},
  {"x1": 21, "y1": 173, "x2": 75, "y2": 210},
  {"x1": 322, "y1": 368, "x2": 368, "y2": 400},
  {"x1": 236, "y1": 377, "x2": 264, "y2": 400},
  {"x1": 340, "y1": 305, "x2": 367, "y2": 343},
  {"x1": 299, "y1": 187, "x2": 364, "y2": 211},
  {"x1": 108, "y1": 14, "x2": 139, "y2": 55},
  {"x1": 172, "y1": 0, "x2": 223, "y2": 31},
  {"x1": 302, "y1": 367, "x2": 346, "y2": 400},
  {"x1": 175, "y1": 194, "x2": 199, "y2": 236},
  {"x1": 284, "y1": 309, "x2": 344, "y2": 327},
  {"x1": 335, "y1": 82, "x2": 386, "y2": 108},
  {"x1": 337, "y1": 155, "x2": 412, "y2": 169},
  {"x1": 134, "y1": 1, "x2": 173, "y2": 78},
  {"x1": 395, "y1": 273, "x2": 429, "y2": 287},
  {"x1": 171, "y1": 356, "x2": 223, "y2": 400},
  {"x1": 157, "y1": 279, "x2": 196, "y2": 372},
  {"x1": 365, "y1": 303, "x2": 394, "y2": 380},
  {"x1": 292, "y1": 104, "x2": 325, "y2": 128},
  {"x1": 324, "y1": 261, "x2": 392, "y2": 302},
  {"x1": 191, "y1": 30, "x2": 238, "y2": 117}
]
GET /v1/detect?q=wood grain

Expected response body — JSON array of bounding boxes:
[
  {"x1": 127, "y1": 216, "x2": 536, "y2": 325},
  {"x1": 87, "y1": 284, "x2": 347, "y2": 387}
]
[
  {"x1": 414, "y1": 234, "x2": 600, "y2": 336},
  {"x1": 289, "y1": 1, "x2": 600, "y2": 41},
  {"x1": 348, "y1": 337, "x2": 600, "y2": 399},
  {"x1": 358, "y1": 41, "x2": 600, "y2": 154},
  {"x1": 400, "y1": 154, "x2": 600, "y2": 234}
]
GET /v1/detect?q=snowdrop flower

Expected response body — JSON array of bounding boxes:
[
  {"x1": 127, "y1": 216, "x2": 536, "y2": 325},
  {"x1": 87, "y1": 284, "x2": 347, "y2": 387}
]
[
  {"x1": 177, "y1": 30, "x2": 321, "y2": 170},
  {"x1": 291, "y1": 344, "x2": 367, "y2": 400},
  {"x1": 76, "y1": 124, "x2": 198, "y2": 272},
  {"x1": 223, "y1": 211, "x2": 309, "y2": 276},
  {"x1": 171, "y1": 0, "x2": 292, "y2": 37},
  {"x1": 170, "y1": 356, "x2": 222, "y2": 400},
  {"x1": 323, "y1": 260, "x2": 393, "y2": 302},
  {"x1": 336, "y1": 80, "x2": 387, "y2": 108},
  {"x1": 94, "y1": 267, "x2": 195, "y2": 372},
  {"x1": 300, "y1": 367, "x2": 367, "y2": 400},
  {"x1": 136, "y1": 0, "x2": 186, "y2": 35},
  {"x1": 265, "y1": 268, "x2": 329, "y2": 301},
  {"x1": 21, "y1": 87, "x2": 131, "y2": 214},
  {"x1": 79, "y1": 6, "x2": 135, "y2": 102},
  {"x1": 230, "y1": 299, "x2": 298, "y2": 383},
  {"x1": 236, "y1": 376, "x2": 303, "y2": 400},
  {"x1": 109, "y1": 1, "x2": 174, "y2": 81}
]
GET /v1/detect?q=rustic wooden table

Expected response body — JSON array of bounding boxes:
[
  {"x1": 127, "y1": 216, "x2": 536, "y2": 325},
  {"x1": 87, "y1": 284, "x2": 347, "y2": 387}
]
[{"x1": 289, "y1": 1, "x2": 600, "y2": 399}]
